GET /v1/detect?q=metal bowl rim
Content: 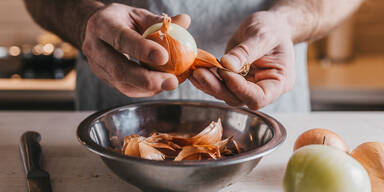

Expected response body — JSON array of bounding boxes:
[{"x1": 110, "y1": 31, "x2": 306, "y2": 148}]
[{"x1": 77, "y1": 100, "x2": 286, "y2": 167}]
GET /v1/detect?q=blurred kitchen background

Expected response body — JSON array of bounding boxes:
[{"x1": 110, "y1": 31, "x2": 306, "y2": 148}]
[{"x1": 0, "y1": 0, "x2": 383, "y2": 111}]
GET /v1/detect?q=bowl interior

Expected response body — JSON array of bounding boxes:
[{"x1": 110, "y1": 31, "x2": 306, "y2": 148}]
[{"x1": 87, "y1": 102, "x2": 277, "y2": 156}]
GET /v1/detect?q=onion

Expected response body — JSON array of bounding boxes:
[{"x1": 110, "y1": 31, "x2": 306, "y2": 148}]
[
  {"x1": 294, "y1": 128, "x2": 349, "y2": 153},
  {"x1": 284, "y1": 145, "x2": 371, "y2": 192},
  {"x1": 143, "y1": 15, "x2": 230, "y2": 83},
  {"x1": 143, "y1": 15, "x2": 197, "y2": 82},
  {"x1": 351, "y1": 142, "x2": 384, "y2": 192}
]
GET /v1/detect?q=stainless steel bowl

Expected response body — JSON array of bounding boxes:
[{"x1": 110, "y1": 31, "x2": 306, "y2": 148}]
[{"x1": 77, "y1": 100, "x2": 286, "y2": 192}]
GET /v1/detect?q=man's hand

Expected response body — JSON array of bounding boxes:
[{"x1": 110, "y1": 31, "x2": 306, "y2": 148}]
[
  {"x1": 190, "y1": 12, "x2": 295, "y2": 110},
  {"x1": 82, "y1": 3, "x2": 191, "y2": 97}
]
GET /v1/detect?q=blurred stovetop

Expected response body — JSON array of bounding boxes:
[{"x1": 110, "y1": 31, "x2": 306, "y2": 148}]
[{"x1": 0, "y1": 45, "x2": 77, "y2": 110}]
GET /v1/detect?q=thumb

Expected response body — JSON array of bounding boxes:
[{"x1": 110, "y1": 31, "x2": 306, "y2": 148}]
[
  {"x1": 171, "y1": 14, "x2": 191, "y2": 29},
  {"x1": 221, "y1": 37, "x2": 276, "y2": 73}
]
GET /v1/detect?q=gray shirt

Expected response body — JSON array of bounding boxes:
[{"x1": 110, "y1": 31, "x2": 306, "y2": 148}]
[{"x1": 76, "y1": 0, "x2": 310, "y2": 112}]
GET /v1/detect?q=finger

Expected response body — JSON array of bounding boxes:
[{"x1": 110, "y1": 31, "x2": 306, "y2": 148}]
[
  {"x1": 84, "y1": 38, "x2": 178, "y2": 97},
  {"x1": 225, "y1": 37, "x2": 240, "y2": 53},
  {"x1": 171, "y1": 14, "x2": 191, "y2": 29},
  {"x1": 218, "y1": 70, "x2": 283, "y2": 110},
  {"x1": 252, "y1": 68, "x2": 283, "y2": 82},
  {"x1": 94, "y1": 20, "x2": 169, "y2": 66},
  {"x1": 132, "y1": 8, "x2": 190, "y2": 31},
  {"x1": 191, "y1": 68, "x2": 243, "y2": 106},
  {"x1": 221, "y1": 35, "x2": 278, "y2": 73},
  {"x1": 189, "y1": 76, "x2": 243, "y2": 107}
]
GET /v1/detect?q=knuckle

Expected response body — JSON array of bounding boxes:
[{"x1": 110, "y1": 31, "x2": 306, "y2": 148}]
[
  {"x1": 113, "y1": 29, "x2": 125, "y2": 52},
  {"x1": 258, "y1": 30, "x2": 274, "y2": 42},
  {"x1": 109, "y1": 2, "x2": 120, "y2": 8},
  {"x1": 237, "y1": 44, "x2": 250, "y2": 63},
  {"x1": 247, "y1": 99, "x2": 263, "y2": 110},
  {"x1": 110, "y1": 64, "x2": 123, "y2": 82},
  {"x1": 134, "y1": 41, "x2": 146, "y2": 61},
  {"x1": 228, "y1": 82, "x2": 247, "y2": 95},
  {"x1": 94, "y1": 11, "x2": 108, "y2": 28},
  {"x1": 197, "y1": 75, "x2": 211, "y2": 89},
  {"x1": 142, "y1": 74, "x2": 160, "y2": 91},
  {"x1": 119, "y1": 88, "x2": 136, "y2": 98},
  {"x1": 81, "y1": 41, "x2": 93, "y2": 56},
  {"x1": 87, "y1": 12, "x2": 100, "y2": 33},
  {"x1": 143, "y1": 80, "x2": 155, "y2": 91},
  {"x1": 131, "y1": 7, "x2": 146, "y2": 15},
  {"x1": 225, "y1": 100, "x2": 242, "y2": 107},
  {"x1": 248, "y1": 95, "x2": 268, "y2": 110},
  {"x1": 134, "y1": 39, "x2": 153, "y2": 62},
  {"x1": 248, "y1": 103, "x2": 260, "y2": 111}
]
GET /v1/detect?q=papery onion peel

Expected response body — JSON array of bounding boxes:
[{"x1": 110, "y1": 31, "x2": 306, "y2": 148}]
[
  {"x1": 120, "y1": 118, "x2": 240, "y2": 161},
  {"x1": 351, "y1": 142, "x2": 384, "y2": 192},
  {"x1": 142, "y1": 14, "x2": 245, "y2": 83}
]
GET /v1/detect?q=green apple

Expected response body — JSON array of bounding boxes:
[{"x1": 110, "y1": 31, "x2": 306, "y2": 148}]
[{"x1": 284, "y1": 145, "x2": 371, "y2": 192}]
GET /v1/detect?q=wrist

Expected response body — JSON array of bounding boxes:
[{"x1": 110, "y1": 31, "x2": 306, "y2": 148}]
[
  {"x1": 270, "y1": 5, "x2": 318, "y2": 43},
  {"x1": 78, "y1": 0, "x2": 105, "y2": 47}
]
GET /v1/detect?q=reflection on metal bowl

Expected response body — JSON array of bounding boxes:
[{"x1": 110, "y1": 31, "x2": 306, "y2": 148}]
[{"x1": 77, "y1": 100, "x2": 286, "y2": 192}]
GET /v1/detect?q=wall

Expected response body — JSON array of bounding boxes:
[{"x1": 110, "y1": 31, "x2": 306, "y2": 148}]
[
  {"x1": 354, "y1": 0, "x2": 384, "y2": 55},
  {"x1": 0, "y1": 0, "x2": 383, "y2": 55},
  {"x1": 0, "y1": 0, "x2": 41, "y2": 46}
]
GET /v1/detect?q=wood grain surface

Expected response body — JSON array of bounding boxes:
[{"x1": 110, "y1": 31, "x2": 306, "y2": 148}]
[{"x1": 0, "y1": 112, "x2": 383, "y2": 192}]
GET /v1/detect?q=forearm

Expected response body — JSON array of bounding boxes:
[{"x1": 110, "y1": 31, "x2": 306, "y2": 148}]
[
  {"x1": 270, "y1": 0, "x2": 364, "y2": 43},
  {"x1": 23, "y1": 0, "x2": 104, "y2": 48}
]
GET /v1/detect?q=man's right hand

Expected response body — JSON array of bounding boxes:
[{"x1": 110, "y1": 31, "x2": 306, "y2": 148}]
[{"x1": 82, "y1": 3, "x2": 191, "y2": 97}]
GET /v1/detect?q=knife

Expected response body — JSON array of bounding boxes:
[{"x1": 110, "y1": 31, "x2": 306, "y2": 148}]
[{"x1": 19, "y1": 131, "x2": 52, "y2": 192}]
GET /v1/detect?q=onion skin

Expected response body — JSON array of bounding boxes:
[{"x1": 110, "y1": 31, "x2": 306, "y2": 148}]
[
  {"x1": 294, "y1": 128, "x2": 349, "y2": 153},
  {"x1": 121, "y1": 118, "x2": 237, "y2": 161},
  {"x1": 145, "y1": 29, "x2": 196, "y2": 80},
  {"x1": 174, "y1": 145, "x2": 217, "y2": 161},
  {"x1": 138, "y1": 142, "x2": 165, "y2": 160},
  {"x1": 192, "y1": 118, "x2": 223, "y2": 145},
  {"x1": 284, "y1": 145, "x2": 371, "y2": 192},
  {"x1": 351, "y1": 142, "x2": 384, "y2": 192},
  {"x1": 192, "y1": 49, "x2": 224, "y2": 69},
  {"x1": 143, "y1": 15, "x2": 196, "y2": 82},
  {"x1": 143, "y1": 15, "x2": 226, "y2": 83},
  {"x1": 122, "y1": 135, "x2": 142, "y2": 157}
]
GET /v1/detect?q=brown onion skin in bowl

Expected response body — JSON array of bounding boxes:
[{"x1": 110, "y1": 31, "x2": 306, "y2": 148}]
[{"x1": 76, "y1": 101, "x2": 287, "y2": 192}]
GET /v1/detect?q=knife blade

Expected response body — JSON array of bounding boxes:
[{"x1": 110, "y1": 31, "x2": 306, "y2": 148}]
[{"x1": 19, "y1": 131, "x2": 52, "y2": 192}]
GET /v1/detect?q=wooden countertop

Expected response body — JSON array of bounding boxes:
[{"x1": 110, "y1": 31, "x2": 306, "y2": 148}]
[
  {"x1": 0, "y1": 112, "x2": 383, "y2": 191},
  {"x1": 308, "y1": 55, "x2": 384, "y2": 105},
  {"x1": 0, "y1": 70, "x2": 76, "y2": 91}
]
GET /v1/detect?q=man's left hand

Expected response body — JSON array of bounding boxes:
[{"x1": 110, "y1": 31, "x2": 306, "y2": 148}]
[{"x1": 190, "y1": 11, "x2": 296, "y2": 110}]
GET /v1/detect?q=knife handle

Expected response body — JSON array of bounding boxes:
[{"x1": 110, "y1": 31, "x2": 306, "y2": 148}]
[{"x1": 19, "y1": 131, "x2": 43, "y2": 174}]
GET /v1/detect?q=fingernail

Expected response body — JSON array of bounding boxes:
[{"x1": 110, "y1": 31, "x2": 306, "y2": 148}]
[
  {"x1": 221, "y1": 54, "x2": 242, "y2": 73},
  {"x1": 149, "y1": 50, "x2": 168, "y2": 65},
  {"x1": 161, "y1": 77, "x2": 178, "y2": 90}
]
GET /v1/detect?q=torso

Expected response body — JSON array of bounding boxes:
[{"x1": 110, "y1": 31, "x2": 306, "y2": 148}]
[{"x1": 76, "y1": 0, "x2": 310, "y2": 112}]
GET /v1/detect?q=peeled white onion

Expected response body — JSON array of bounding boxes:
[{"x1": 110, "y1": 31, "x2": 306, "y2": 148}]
[
  {"x1": 143, "y1": 22, "x2": 197, "y2": 56},
  {"x1": 142, "y1": 15, "x2": 198, "y2": 82},
  {"x1": 284, "y1": 145, "x2": 371, "y2": 192}
]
